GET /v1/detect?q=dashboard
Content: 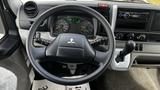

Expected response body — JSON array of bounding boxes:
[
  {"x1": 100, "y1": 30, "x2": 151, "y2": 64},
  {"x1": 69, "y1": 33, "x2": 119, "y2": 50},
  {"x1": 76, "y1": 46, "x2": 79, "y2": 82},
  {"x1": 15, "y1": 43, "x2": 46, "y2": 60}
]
[{"x1": 11, "y1": 0, "x2": 160, "y2": 70}]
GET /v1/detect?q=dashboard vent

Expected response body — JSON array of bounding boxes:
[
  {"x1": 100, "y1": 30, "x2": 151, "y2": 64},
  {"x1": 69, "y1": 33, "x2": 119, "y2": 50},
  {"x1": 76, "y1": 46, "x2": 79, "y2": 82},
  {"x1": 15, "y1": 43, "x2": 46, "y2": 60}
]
[{"x1": 24, "y1": 1, "x2": 38, "y2": 18}]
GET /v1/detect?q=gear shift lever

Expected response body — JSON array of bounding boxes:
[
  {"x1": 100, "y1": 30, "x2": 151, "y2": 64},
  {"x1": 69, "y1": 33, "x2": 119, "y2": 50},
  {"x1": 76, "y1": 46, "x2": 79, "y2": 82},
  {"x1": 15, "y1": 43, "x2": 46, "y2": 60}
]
[{"x1": 116, "y1": 40, "x2": 136, "y2": 63}]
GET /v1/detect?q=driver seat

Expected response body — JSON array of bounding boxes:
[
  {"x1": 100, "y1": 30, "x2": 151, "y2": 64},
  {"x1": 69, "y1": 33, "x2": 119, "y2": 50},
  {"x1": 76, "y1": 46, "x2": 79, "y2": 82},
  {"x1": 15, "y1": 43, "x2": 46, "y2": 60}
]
[{"x1": 0, "y1": 67, "x2": 17, "y2": 90}]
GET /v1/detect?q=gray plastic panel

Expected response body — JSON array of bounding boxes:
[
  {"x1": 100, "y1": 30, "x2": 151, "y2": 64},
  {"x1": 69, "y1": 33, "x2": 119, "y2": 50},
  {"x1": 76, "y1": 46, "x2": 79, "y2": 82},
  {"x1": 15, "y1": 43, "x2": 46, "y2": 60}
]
[
  {"x1": 15, "y1": 1, "x2": 160, "y2": 29},
  {"x1": 13, "y1": 0, "x2": 160, "y2": 69}
]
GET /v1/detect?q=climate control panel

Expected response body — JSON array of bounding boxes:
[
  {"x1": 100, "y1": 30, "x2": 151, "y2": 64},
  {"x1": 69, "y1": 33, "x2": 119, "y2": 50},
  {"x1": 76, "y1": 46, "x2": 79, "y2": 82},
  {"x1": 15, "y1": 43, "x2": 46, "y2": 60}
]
[{"x1": 115, "y1": 32, "x2": 146, "y2": 42}]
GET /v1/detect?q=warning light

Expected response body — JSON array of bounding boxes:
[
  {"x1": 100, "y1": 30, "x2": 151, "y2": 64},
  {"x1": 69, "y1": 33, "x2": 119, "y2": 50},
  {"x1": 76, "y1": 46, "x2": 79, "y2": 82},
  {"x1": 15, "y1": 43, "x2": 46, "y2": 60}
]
[{"x1": 98, "y1": 3, "x2": 108, "y2": 11}]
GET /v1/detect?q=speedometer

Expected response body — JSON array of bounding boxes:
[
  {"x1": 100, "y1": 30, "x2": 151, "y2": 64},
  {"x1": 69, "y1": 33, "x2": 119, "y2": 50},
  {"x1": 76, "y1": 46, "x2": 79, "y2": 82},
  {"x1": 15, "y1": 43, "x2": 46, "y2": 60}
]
[
  {"x1": 80, "y1": 21, "x2": 94, "y2": 36},
  {"x1": 54, "y1": 19, "x2": 69, "y2": 34}
]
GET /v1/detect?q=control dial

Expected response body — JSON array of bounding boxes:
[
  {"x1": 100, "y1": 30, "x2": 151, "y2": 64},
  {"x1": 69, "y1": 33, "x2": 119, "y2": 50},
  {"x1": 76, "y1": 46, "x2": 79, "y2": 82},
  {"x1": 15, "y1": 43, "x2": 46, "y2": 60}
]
[
  {"x1": 115, "y1": 33, "x2": 124, "y2": 40},
  {"x1": 123, "y1": 12, "x2": 130, "y2": 19},
  {"x1": 137, "y1": 34, "x2": 146, "y2": 41},
  {"x1": 126, "y1": 33, "x2": 135, "y2": 40}
]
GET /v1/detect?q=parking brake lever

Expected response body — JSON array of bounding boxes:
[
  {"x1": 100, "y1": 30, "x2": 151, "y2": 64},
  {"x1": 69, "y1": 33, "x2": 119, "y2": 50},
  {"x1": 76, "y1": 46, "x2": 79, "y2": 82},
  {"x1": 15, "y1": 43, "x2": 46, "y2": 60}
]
[{"x1": 116, "y1": 40, "x2": 136, "y2": 63}]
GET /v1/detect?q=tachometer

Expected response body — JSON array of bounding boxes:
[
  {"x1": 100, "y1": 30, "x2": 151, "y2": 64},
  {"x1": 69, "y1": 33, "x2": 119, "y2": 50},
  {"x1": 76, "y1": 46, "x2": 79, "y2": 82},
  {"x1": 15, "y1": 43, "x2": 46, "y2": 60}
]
[
  {"x1": 80, "y1": 21, "x2": 93, "y2": 36},
  {"x1": 54, "y1": 19, "x2": 69, "y2": 34}
]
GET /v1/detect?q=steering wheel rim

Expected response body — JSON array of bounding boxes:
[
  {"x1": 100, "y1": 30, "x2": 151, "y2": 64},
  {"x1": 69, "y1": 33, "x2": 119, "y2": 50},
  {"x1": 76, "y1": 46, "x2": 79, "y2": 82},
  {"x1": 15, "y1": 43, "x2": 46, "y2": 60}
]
[{"x1": 26, "y1": 4, "x2": 115, "y2": 85}]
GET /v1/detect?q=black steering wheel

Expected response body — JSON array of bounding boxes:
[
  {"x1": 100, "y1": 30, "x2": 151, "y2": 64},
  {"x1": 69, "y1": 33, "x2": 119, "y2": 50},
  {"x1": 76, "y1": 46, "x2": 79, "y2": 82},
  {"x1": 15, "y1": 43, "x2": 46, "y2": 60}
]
[{"x1": 26, "y1": 4, "x2": 115, "y2": 85}]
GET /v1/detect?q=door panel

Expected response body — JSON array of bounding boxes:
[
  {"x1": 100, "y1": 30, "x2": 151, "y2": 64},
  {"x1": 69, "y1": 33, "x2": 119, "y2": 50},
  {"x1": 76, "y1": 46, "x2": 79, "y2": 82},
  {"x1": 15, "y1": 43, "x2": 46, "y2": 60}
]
[
  {"x1": 0, "y1": 0, "x2": 20, "y2": 58},
  {"x1": 0, "y1": 15, "x2": 5, "y2": 39},
  {"x1": 0, "y1": 0, "x2": 31, "y2": 90}
]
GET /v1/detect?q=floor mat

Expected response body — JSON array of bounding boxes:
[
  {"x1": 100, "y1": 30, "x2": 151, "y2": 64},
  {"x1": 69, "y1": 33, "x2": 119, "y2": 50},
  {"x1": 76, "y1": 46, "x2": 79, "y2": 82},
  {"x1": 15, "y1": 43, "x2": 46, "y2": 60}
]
[
  {"x1": 91, "y1": 68, "x2": 160, "y2": 90},
  {"x1": 32, "y1": 79, "x2": 90, "y2": 90}
]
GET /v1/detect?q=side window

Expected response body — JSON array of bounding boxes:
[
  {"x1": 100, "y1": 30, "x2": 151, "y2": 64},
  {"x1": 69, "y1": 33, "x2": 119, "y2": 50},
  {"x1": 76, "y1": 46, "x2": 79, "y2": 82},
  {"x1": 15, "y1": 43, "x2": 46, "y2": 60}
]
[{"x1": 0, "y1": 15, "x2": 5, "y2": 39}]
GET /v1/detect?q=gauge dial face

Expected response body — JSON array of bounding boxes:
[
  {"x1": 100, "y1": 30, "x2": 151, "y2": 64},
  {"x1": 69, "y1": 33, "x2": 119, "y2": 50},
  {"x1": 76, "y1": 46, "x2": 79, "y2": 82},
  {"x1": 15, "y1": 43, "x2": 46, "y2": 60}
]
[
  {"x1": 80, "y1": 21, "x2": 94, "y2": 36},
  {"x1": 54, "y1": 19, "x2": 69, "y2": 34},
  {"x1": 52, "y1": 16, "x2": 94, "y2": 38}
]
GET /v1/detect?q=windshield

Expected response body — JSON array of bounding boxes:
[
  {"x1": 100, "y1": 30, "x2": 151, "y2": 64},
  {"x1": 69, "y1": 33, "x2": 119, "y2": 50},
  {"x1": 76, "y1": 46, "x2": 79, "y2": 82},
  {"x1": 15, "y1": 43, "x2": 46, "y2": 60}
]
[
  {"x1": 102, "y1": 0, "x2": 159, "y2": 4},
  {"x1": 22, "y1": 0, "x2": 146, "y2": 2},
  {"x1": 21, "y1": 0, "x2": 160, "y2": 5},
  {"x1": 103, "y1": 0, "x2": 147, "y2": 3}
]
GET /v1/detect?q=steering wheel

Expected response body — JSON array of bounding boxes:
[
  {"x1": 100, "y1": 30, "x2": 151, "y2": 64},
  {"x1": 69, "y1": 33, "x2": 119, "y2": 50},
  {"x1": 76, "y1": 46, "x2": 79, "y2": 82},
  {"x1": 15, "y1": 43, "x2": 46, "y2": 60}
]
[{"x1": 26, "y1": 4, "x2": 115, "y2": 85}]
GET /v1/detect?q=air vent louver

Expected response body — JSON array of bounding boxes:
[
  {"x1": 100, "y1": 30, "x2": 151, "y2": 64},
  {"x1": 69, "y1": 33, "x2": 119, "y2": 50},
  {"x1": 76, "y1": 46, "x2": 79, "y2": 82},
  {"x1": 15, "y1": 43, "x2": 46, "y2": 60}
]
[{"x1": 24, "y1": 1, "x2": 38, "y2": 18}]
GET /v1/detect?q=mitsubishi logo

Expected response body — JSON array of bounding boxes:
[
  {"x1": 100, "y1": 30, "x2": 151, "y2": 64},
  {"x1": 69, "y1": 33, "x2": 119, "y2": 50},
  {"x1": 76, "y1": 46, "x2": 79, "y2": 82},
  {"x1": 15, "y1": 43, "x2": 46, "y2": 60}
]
[{"x1": 67, "y1": 38, "x2": 75, "y2": 44}]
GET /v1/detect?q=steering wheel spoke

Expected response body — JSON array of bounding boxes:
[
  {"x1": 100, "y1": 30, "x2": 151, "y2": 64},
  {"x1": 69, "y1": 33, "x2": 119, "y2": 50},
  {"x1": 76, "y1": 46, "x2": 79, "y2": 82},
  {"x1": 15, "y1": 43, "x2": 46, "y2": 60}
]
[
  {"x1": 95, "y1": 50, "x2": 110, "y2": 64},
  {"x1": 31, "y1": 46, "x2": 46, "y2": 59}
]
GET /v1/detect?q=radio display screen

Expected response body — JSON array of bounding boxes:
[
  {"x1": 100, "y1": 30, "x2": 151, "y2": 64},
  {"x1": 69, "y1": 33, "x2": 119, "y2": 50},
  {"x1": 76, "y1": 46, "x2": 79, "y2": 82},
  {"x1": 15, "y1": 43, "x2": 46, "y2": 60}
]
[{"x1": 115, "y1": 9, "x2": 150, "y2": 32}]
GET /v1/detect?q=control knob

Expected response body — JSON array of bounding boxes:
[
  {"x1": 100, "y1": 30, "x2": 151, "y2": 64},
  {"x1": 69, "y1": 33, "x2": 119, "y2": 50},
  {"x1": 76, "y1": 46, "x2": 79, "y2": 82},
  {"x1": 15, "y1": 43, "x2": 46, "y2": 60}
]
[
  {"x1": 137, "y1": 34, "x2": 146, "y2": 41},
  {"x1": 115, "y1": 33, "x2": 124, "y2": 40},
  {"x1": 123, "y1": 12, "x2": 130, "y2": 19},
  {"x1": 126, "y1": 33, "x2": 135, "y2": 40}
]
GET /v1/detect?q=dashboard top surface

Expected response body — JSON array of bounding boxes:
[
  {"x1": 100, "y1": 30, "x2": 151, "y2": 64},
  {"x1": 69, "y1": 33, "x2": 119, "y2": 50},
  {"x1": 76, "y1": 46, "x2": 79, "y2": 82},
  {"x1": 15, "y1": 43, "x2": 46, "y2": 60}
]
[
  {"x1": 8, "y1": 0, "x2": 160, "y2": 18},
  {"x1": 16, "y1": 0, "x2": 160, "y2": 42}
]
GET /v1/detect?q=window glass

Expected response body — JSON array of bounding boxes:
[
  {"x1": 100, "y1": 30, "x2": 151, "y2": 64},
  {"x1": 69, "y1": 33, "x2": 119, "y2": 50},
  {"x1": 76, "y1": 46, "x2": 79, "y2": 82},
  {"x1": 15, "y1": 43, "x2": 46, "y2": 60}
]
[{"x1": 0, "y1": 14, "x2": 5, "y2": 39}]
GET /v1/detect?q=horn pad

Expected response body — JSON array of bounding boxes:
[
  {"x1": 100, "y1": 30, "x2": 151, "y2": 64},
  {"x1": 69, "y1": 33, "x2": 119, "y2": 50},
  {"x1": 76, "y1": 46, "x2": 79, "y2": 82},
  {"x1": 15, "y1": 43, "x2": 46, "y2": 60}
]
[{"x1": 46, "y1": 34, "x2": 95, "y2": 63}]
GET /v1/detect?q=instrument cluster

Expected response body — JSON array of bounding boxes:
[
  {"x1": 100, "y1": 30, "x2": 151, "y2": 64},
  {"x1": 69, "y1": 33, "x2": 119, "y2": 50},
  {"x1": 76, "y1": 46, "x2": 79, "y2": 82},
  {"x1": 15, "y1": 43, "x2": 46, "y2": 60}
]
[{"x1": 49, "y1": 15, "x2": 95, "y2": 39}]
